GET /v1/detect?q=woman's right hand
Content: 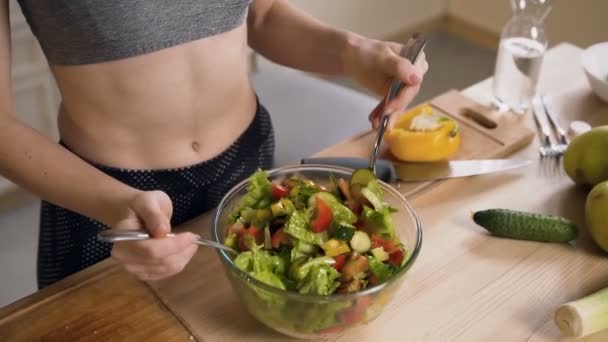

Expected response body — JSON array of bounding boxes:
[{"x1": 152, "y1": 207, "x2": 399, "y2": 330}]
[{"x1": 110, "y1": 190, "x2": 199, "y2": 281}]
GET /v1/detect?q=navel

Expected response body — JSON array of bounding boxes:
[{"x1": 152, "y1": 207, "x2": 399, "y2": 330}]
[{"x1": 191, "y1": 141, "x2": 200, "y2": 152}]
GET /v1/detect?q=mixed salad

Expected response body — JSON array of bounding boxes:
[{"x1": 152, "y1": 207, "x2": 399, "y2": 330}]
[{"x1": 224, "y1": 169, "x2": 408, "y2": 296}]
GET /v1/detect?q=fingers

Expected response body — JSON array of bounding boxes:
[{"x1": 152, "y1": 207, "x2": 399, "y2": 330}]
[
  {"x1": 122, "y1": 243, "x2": 198, "y2": 281},
  {"x1": 110, "y1": 190, "x2": 197, "y2": 281},
  {"x1": 386, "y1": 56, "x2": 422, "y2": 92},
  {"x1": 131, "y1": 191, "x2": 173, "y2": 238},
  {"x1": 385, "y1": 83, "x2": 421, "y2": 117},
  {"x1": 365, "y1": 40, "x2": 430, "y2": 130},
  {"x1": 368, "y1": 99, "x2": 385, "y2": 129},
  {"x1": 113, "y1": 234, "x2": 199, "y2": 281},
  {"x1": 369, "y1": 82, "x2": 421, "y2": 130},
  {"x1": 111, "y1": 232, "x2": 199, "y2": 264},
  {"x1": 416, "y1": 51, "x2": 429, "y2": 74},
  {"x1": 373, "y1": 49, "x2": 426, "y2": 119},
  {"x1": 388, "y1": 44, "x2": 429, "y2": 76}
]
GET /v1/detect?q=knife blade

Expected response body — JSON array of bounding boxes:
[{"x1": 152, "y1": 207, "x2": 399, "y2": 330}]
[{"x1": 300, "y1": 157, "x2": 532, "y2": 183}]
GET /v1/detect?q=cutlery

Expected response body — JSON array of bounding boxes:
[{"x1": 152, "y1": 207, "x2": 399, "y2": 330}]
[
  {"x1": 541, "y1": 94, "x2": 569, "y2": 154},
  {"x1": 97, "y1": 229, "x2": 238, "y2": 255},
  {"x1": 368, "y1": 34, "x2": 427, "y2": 174},
  {"x1": 531, "y1": 96, "x2": 563, "y2": 177},
  {"x1": 301, "y1": 157, "x2": 532, "y2": 183}
]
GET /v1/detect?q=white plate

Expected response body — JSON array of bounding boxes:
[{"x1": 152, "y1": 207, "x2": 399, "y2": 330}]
[{"x1": 581, "y1": 42, "x2": 608, "y2": 103}]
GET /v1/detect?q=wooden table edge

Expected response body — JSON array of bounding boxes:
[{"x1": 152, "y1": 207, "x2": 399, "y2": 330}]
[
  {"x1": 0, "y1": 260, "x2": 118, "y2": 322},
  {"x1": 0, "y1": 259, "x2": 198, "y2": 340}
]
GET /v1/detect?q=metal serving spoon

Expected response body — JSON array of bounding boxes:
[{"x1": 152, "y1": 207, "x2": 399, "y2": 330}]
[
  {"x1": 369, "y1": 34, "x2": 428, "y2": 174},
  {"x1": 97, "y1": 229, "x2": 238, "y2": 255}
]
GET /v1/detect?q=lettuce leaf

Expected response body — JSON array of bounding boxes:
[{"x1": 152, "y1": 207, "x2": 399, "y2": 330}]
[
  {"x1": 229, "y1": 169, "x2": 272, "y2": 223},
  {"x1": 234, "y1": 249, "x2": 287, "y2": 290},
  {"x1": 285, "y1": 210, "x2": 322, "y2": 246},
  {"x1": 326, "y1": 199, "x2": 357, "y2": 225},
  {"x1": 310, "y1": 192, "x2": 357, "y2": 225},
  {"x1": 252, "y1": 271, "x2": 286, "y2": 290},
  {"x1": 290, "y1": 239, "x2": 317, "y2": 261},
  {"x1": 292, "y1": 256, "x2": 335, "y2": 281},
  {"x1": 361, "y1": 179, "x2": 397, "y2": 212},
  {"x1": 362, "y1": 179, "x2": 385, "y2": 210},
  {"x1": 368, "y1": 256, "x2": 394, "y2": 283},
  {"x1": 297, "y1": 264, "x2": 341, "y2": 295},
  {"x1": 288, "y1": 178, "x2": 321, "y2": 209},
  {"x1": 362, "y1": 206, "x2": 395, "y2": 239}
]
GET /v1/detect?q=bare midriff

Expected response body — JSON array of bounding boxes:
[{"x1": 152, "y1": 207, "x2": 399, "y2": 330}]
[{"x1": 53, "y1": 24, "x2": 257, "y2": 170}]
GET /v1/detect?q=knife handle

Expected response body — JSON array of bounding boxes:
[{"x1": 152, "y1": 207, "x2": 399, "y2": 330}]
[{"x1": 300, "y1": 157, "x2": 397, "y2": 183}]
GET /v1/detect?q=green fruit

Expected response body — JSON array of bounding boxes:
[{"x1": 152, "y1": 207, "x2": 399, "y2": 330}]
[
  {"x1": 585, "y1": 181, "x2": 608, "y2": 253},
  {"x1": 564, "y1": 126, "x2": 608, "y2": 187}
]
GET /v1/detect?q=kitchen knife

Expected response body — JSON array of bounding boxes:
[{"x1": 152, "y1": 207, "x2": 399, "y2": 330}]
[{"x1": 300, "y1": 157, "x2": 532, "y2": 183}]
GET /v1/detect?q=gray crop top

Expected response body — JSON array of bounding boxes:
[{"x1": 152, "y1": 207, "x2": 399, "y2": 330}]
[{"x1": 16, "y1": 0, "x2": 252, "y2": 65}]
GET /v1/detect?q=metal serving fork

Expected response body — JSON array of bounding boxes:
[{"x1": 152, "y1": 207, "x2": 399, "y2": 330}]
[
  {"x1": 531, "y1": 97, "x2": 561, "y2": 176},
  {"x1": 369, "y1": 34, "x2": 427, "y2": 173},
  {"x1": 541, "y1": 94, "x2": 569, "y2": 155}
]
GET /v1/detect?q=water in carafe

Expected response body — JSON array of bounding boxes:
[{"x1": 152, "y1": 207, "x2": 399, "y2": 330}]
[
  {"x1": 493, "y1": 37, "x2": 545, "y2": 112},
  {"x1": 492, "y1": 0, "x2": 552, "y2": 113}
]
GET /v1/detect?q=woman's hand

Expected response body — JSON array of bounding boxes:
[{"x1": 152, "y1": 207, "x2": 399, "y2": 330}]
[
  {"x1": 343, "y1": 36, "x2": 429, "y2": 129},
  {"x1": 110, "y1": 190, "x2": 199, "y2": 281}
]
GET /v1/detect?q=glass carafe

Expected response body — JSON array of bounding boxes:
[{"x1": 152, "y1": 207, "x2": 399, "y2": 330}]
[{"x1": 492, "y1": 0, "x2": 552, "y2": 113}]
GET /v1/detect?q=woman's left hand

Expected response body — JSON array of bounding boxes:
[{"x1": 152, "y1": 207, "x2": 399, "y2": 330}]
[{"x1": 343, "y1": 36, "x2": 429, "y2": 129}]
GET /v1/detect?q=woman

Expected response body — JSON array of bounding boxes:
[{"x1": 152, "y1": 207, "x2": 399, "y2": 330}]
[{"x1": 0, "y1": 0, "x2": 428, "y2": 288}]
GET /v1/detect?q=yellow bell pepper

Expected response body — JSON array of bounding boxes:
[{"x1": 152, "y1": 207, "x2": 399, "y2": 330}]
[
  {"x1": 321, "y1": 239, "x2": 351, "y2": 257},
  {"x1": 385, "y1": 104, "x2": 461, "y2": 162}
]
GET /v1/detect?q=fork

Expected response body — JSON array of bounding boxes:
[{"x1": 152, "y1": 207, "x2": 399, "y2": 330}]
[
  {"x1": 541, "y1": 95, "x2": 569, "y2": 154},
  {"x1": 541, "y1": 95, "x2": 569, "y2": 176},
  {"x1": 531, "y1": 97, "x2": 561, "y2": 176}
]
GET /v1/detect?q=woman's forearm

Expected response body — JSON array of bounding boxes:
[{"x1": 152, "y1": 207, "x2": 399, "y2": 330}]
[
  {"x1": 0, "y1": 114, "x2": 140, "y2": 226},
  {"x1": 247, "y1": 0, "x2": 363, "y2": 75}
]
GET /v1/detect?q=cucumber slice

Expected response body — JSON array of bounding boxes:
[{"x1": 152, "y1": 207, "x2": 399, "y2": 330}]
[
  {"x1": 335, "y1": 223, "x2": 356, "y2": 241},
  {"x1": 350, "y1": 183, "x2": 364, "y2": 202},
  {"x1": 371, "y1": 247, "x2": 389, "y2": 262},
  {"x1": 225, "y1": 233, "x2": 238, "y2": 249},
  {"x1": 473, "y1": 209, "x2": 578, "y2": 243},
  {"x1": 361, "y1": 187, "x2": 384, "y2": 210},
  {"x1": 288, "y1": 257, "x2": 308, "y2": 280},
  {"x1": 350, "y1": 168, "x2": 377, "y2": 187},
  {"x1": 296, "y1": 241, "x2": 316, "y2": 254},
  {"x1": 350, "y1": 231, "x2": 371, "y2": 253},
  {"x1": 307, "y1": 191, "x2": 338, "y2": 208}
]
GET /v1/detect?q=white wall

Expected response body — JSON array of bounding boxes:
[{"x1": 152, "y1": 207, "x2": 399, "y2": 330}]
[
  {"x1": 291, "y1": 0, "x2": 606, "y2": 48},
  {"x1": 447, "y1": 0, "x2": 608, "y2": 48},
  {"x1": 290, "y1": 0, "x2": 446, "y2": 39}
]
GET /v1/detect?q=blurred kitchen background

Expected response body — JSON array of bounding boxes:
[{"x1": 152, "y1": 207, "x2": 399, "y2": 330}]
[{"x1": 1, "y1": 0, "x2": 606, "y2": 307}]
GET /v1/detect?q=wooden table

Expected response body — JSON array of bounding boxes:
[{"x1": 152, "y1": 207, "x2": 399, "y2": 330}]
[{"x1": 2, "y1": 43, "x2": 608, "y2": 342}]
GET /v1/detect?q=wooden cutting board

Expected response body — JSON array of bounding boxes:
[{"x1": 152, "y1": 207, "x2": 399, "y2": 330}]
[
  {"x1": 0, "y1": 261, "x2": 196, "y2": 342},
  {"x1": 314, "y1": 89, "x2": 536, "y2": 196}
]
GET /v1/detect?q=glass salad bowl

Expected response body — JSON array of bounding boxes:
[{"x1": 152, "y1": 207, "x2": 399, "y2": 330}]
[{"x1": 211, "y1": 164, "x2": 423, "y2": 339}]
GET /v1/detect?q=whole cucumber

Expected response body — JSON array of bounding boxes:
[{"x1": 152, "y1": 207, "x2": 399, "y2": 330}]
[{"x1": 473, "y1": 209, "x2": 578, "y2": 243}]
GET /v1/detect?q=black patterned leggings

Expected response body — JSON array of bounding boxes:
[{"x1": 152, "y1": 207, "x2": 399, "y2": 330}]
[{"x1": 37, "y1": 102, "x2": 275, "y2": 289}]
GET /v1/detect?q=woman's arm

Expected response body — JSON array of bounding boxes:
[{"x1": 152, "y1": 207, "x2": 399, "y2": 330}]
[
  {"x1": 247, "y1": 0, "x2": 429, "y2": 128},
  {"x1": 0, "y1": 2, "x2": 138, "y2": 226},
  {"x1": 1, "y1": 2, "x2": 198, "y2": 281},
  {"x1": 247, "y1": 0, "x2": 355, "y2": 75}
]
